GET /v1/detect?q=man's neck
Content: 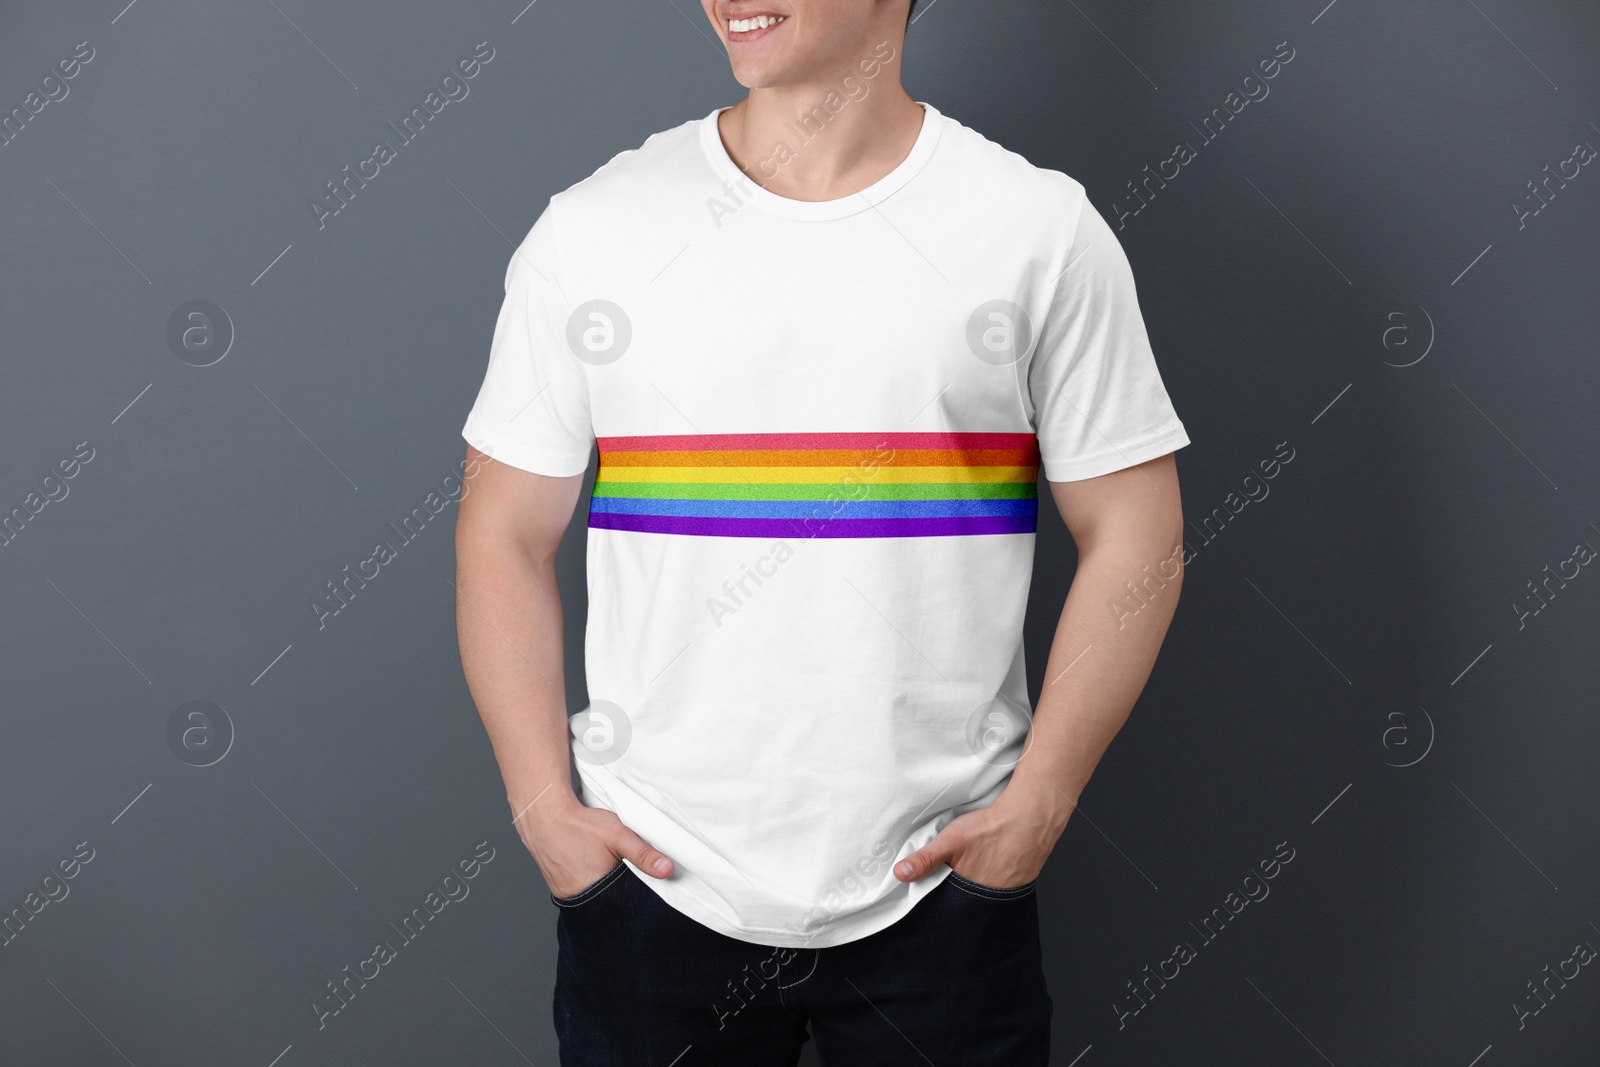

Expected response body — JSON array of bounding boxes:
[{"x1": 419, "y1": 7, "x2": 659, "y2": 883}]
[{"x1": 717, "y1": 75, "x2": 925, "y2": 204}]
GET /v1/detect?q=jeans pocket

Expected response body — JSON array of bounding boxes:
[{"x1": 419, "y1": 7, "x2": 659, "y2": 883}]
[
  {"x1": 550, "y1": 859, "x2": 628, "y2": 908},
  {"x1": 944, "y1": 869, "x2": 1037, "y2": 899}
]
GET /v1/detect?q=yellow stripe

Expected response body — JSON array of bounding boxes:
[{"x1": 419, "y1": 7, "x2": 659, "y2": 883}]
[{"x1": 594, "y1": 465, "x2": 1038, "y2": 486}]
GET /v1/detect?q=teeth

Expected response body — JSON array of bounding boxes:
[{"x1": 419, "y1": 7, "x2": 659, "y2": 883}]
[{"x1": 729, "y1": 14, "x2": 784, "y2": 32}]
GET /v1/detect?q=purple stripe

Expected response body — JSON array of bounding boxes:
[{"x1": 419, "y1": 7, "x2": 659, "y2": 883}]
[{"x1": 587, "y1": 512, "x2": 1036, "y2": 538}]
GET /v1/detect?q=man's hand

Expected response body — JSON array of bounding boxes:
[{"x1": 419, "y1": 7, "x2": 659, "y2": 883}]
[
  {"x1": 516, "y1": 794, "x2": 675, "y2": 899},
  {"x1": 891, "y1": 785, "x2": 1071, "y2": 890}
]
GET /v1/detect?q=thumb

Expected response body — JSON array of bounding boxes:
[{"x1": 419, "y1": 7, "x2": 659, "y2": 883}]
[
  {"x1": 610, "y1": 823, "x2": 675, "y2": 879},
  {"x1": 894, "y1": 832, "x2": 958, "y2": 883}
]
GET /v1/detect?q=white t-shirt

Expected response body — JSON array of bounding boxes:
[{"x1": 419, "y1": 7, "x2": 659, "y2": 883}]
[{"x1": 461, "y1": 101, "x2": 1190, "y2": 948}]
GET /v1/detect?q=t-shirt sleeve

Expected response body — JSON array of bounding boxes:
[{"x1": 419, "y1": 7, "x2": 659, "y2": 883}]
[
  {"x1": 460, "y1": 199, "x2": 595, "y2": 477},
  {"x1": 1028, "y1": 191, "x2": 1191, "y2": 482}
]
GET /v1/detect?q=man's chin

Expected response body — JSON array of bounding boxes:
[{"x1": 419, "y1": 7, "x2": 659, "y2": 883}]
[{"x1": 729, "y1": 58, "x2": 797, "y2": 91}]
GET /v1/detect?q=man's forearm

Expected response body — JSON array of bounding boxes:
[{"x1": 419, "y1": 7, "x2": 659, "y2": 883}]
[
  {"x1": 1004, "y1": 534, "x2": 1184, "y2": 831},
  {"x1": 455, "y1": 538, "x2": 576, "y2": 818},
  {"x1": 454, "y1": 460, "x2": 675, "y2": 891}
]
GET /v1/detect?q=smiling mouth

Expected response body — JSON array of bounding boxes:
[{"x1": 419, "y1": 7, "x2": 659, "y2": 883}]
[{"x1": 726, "y1": 14, "x2": 787, "y2": 42}]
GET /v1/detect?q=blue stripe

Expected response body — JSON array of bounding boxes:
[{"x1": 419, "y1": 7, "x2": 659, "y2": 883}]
[{"x1": 589, "y1": 496, "x2": 1038, "y2": 520}]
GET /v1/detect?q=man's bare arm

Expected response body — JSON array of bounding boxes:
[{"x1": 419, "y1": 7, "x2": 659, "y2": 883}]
[
  {"x1": 894, "y1": 452, "x2": 1185, "y2": 887},
  {"x1": 455, "y1": 445, "x2": 674, "y2": 896}
]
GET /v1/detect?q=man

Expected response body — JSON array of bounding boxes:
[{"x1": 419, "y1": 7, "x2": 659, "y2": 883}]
[{"x1": 455, "y1": 0, "x2": 1190, "y2": 1062}]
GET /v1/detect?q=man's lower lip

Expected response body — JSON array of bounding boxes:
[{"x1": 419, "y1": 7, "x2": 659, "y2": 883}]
[{"x1": 728, "y1": 20, "x2": 784, "y2": 44}]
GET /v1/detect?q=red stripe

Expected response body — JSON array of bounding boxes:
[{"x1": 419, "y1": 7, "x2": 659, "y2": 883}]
[{"x1": 595, "y1": 432, "x2": 1038, "y2": 453}]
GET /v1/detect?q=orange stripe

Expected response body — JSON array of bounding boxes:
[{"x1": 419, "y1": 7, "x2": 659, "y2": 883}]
[{"x1": 600, "y1": 447, "x2": 1039, "y2": 469}]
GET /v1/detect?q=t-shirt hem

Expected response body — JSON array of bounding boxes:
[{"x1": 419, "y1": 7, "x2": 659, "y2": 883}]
[
  {"x1": 461, "y1": 417, "x2": 592, "y2": 478},
  {"x1": 620, "y1": 859, "x2": 956, "y2": 949},
  {"x1": 1041, "y1": 422, "x2": 1191, "y2": 483}
]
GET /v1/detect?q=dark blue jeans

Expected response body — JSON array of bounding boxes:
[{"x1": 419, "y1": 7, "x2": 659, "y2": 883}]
[{"x1": 552, "y1": 862, "x2": 1052, "y2": 1065}]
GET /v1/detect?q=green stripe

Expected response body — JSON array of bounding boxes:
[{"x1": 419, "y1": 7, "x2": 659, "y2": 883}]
[{"x1": 592, "y1": 480, "x2": 1037, "y2": 502}]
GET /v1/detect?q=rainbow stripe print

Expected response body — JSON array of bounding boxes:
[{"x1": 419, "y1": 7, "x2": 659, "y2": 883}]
[{"x1": 588, "y1": 432, "x2": 1040, "y2": 538}]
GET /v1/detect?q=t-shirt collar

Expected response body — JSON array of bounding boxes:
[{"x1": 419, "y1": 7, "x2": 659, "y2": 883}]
[{"x1": 699, "y1": 100, "x2": 943, "y2": 222}]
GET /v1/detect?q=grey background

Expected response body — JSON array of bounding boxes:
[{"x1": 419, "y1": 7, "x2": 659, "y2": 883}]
[{"x1": 2, "y1": 0, "x2": 1597, "y2": 1064}]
